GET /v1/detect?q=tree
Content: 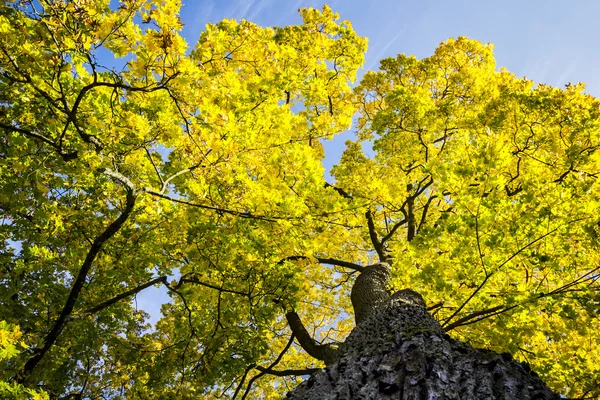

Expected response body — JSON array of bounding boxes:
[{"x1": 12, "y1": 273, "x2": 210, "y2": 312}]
[
  {"x1": 286, "y1": 287, "x2": 561, "y2": 400},
  {"x1": 0, "y1": 1, "x2": 598, "y2": 398}
]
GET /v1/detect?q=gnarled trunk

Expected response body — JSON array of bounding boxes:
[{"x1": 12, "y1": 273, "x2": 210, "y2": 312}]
[{"x1": 286, "y1": 300, "x2": 560, "y2": 400}]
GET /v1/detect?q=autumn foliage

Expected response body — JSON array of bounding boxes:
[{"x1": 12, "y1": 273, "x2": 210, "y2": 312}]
[{"x1": 0, "y1": 0, "x2": 599, "y2": 398}]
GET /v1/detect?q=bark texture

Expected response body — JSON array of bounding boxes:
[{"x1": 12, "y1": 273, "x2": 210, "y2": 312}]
[
  {"x1": 286, "y1": 299, "x2": 560, "y2": 400},
  {"x1": 351, "y1": 263, "x2": 392, "y2": 324}
]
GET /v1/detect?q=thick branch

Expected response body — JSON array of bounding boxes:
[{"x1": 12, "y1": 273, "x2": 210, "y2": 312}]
[
  {"x1": 365, "y1": 210, "x2": 387, "y2": 262},
  {"x1": 324, "y1": 182, "x2": 353, "y2": 199},
  {"x1": 317, "y1": 257, "x2": 364, "y2": 272},
  {"x1": 19, "y1": 168, "x2": 137, "y2": 380},
  {"x1": 417, "y1": 195, "x2": 437, "y2": 234},
  {"x1": 280, "y1": 256, "x2": 364, "y2": 272},
  {"x1": 0, "y1": 123, "x2": 78, "y2": 161},
  {"x1": 406, "y1": 194, "x2": 415, "y2": 241},
  {"x1": 285, "y1": 311, "x2": 338, "y2": 365},
  {"x1": 254, "y1": 366, "x2": 320, "y2": 376},
  {"x1": 407, "y1": 177, "x2": 434, "y2": 241}
]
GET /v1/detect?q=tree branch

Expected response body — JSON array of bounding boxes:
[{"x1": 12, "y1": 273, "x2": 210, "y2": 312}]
[
  {"x1": 239, "y1": 334, "x2": 296, "y2": 399},
  {"x1": 143, "y1": 188, "x2": 277, "y2": 222},
  {"x1": 285, "y1": 311, "x2": 338, "y2": 365},
  {"x1": 18, "y1": 168, "x2": 138, "y2": 380},
  {"x1": 73, "y1": 276, "x2": 168, "y2": 319},
  {"x1": 365, "y1": 209, "x2": 387, "y2": 262},
  {"x1": 441, "y1": 225, "x2": 564, "y2": 329},
  {"x1": 254, "y1": 366, "x2": 320, "y2": 377},
  {"x1": 174, "y1": 273, "x2": 249, "y2": 297},
  {"x1": 0, "y1": 122, "x2": 78, "y2": 161},
  {"x1": 280, "y1": 256, "x2": 364, "y2": 272},
  {"x1": 406, "y1": 194, "x2": 415, "y2": 242},
  {"x1": 445, "y1": 264, "x2": 600, "y2": 331},
  {"x1": 159, "y1": 160, "x2": 207, "y2": 194},
  {"x1": 443, "y1": 305, "x2": 505, "y2": 331},
  {"x1": 381, "y1": 218, "x2": 407, "y2": 245},
  {"x1": 324, "y1": 182, "x2": 353, "y2": 199},
  {"x1": 417, "y1": 195, "x2": 437, "y2": 234}
]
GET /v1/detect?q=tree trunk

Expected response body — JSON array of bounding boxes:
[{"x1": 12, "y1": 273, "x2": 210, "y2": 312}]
[{"x1": 285, "y1": 300, "x2": 560, "y2": 400}]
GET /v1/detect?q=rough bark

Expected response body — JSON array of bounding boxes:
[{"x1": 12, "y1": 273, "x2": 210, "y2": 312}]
[
  {"x1": 286, "y1": 299, "x2": 560, "y2": 400},
  {"x1": 351, "y1": 263, "x2": 392, "y2": 325}
]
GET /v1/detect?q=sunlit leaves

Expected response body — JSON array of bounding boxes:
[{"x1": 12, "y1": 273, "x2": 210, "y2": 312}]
[
  {"x1": 0, "y1": 1, "x2": 366, "y2": 398},
  {"x1": 2, "y1": 0, "x2": 598, "y2": 397},
  {"x1": 337, "y1": 36, "x2": 600, "y2": 397}
]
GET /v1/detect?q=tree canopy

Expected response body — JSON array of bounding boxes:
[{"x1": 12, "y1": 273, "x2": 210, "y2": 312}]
[{"x1": 1, "y1": 1, "x2": 599, "y2": 398}]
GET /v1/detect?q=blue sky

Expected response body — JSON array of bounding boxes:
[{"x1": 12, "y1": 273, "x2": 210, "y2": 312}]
[
  {"x1": 178, "y1": 0, "x2": 600, "y2": 173},
  {"x1": 179, "y1": 0, "x2": 600, "y2": 93},
  {"x1": 136, "y1": 0, "x2": 600, "y2": 323}
]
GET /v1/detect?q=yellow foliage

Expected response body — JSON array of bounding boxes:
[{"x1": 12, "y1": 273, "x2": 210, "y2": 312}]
[{"x1": 0, "y1": 0, "x2": 598, "y2": 398}]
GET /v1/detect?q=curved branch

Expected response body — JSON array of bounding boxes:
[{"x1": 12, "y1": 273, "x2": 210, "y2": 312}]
[
  {"x1": 365, "y1": 210, "x2": 387, "y2": 262},
  {"x1": 285, "y1": 312, "x2": 338, "y2": 366},
  {"x1": 159, "y1": 160, "x2": 207, "y2": 194},
  {"x1": 381, "y1": 217, "x2": 407, "y2": 245},
  {"x1": 0, "y1": 122, "x2": 78, "y2": 161},
  {"x1": 71, "y1": 276, "x2": 168, "y2": 320},
  {"x1": 232, "y1": 364, "x2": 256, "y2": 400},
  {"x1": 239, "y1": 334, "x2": 296, "y2": 400},
  {"x1": 19, "y1": 168, "x2": 138, "y2": 380}
]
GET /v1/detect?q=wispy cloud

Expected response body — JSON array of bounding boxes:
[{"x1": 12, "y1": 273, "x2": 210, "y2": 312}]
[
  {"x1": 366, "y1": 29, "x2": 405, "y2": 71},
  {"x1": 246, "y1": 0, "x2": 272, "y2": 22},
  {"x1": 195, "y1": 0, "x2": 216, "y2": 22},
  {"x1": 555, "y1": 59, "x2": 577, "y2": 87},
  {"x1": 231, "y1": 0, "x2": 255, "y2": 20},
  {"x1": 273, "y1": 0, "x2": 305, "y2": 27}
]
